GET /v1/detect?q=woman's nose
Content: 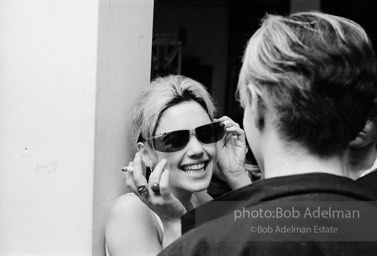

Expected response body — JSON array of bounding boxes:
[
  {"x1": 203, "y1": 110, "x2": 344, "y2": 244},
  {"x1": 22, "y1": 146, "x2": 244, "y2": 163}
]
[{"x1": 186, "y1": 135, "x2": 204, "y2": 157}]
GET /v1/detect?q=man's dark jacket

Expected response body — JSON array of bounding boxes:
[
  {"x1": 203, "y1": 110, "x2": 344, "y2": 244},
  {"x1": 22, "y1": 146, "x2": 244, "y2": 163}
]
[{"x1": 159, "y1": 173, "x2": 377, "y2": 256}]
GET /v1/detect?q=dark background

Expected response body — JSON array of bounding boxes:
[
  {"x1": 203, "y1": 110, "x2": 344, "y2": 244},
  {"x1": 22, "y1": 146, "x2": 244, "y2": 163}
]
[
  {"x1": 151, "y1": 0, "x2": 377, "y2": 182},
  {"x1": 152, "y1": 0, "x2": 377, "y2": 125}
]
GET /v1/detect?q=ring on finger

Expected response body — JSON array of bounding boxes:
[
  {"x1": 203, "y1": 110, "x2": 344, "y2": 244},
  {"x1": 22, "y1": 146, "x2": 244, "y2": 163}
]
[
  {"x1": 137, "y1": 185, "x2": 149, "y2": 197},
  {"x1": 151, "y1": 182, "x2": 161, "y2": 196}
]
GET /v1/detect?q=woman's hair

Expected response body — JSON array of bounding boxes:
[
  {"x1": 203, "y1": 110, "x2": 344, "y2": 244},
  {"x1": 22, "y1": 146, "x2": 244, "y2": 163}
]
[
  {"x1": 131, "y1": 75, "x2": 216, "y2": 149},
  {"x1": 238, "y1": 11, "x2": 377, "y2": 158}
]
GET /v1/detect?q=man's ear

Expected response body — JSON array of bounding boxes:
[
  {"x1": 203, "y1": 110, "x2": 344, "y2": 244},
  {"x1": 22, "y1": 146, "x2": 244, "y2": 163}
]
[{"x1": 248, "y1": 85, "x2": 266, "y2": 130}]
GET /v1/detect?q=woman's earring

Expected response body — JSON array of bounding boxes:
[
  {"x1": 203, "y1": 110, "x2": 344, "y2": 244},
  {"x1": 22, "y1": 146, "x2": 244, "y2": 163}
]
[{"x1": 145, "y1": 159, "x2": 153, "y2": 172}]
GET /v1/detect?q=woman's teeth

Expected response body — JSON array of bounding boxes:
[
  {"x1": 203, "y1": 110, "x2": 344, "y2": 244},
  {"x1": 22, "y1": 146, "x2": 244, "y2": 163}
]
[{"x1": 182, "y1": 163, "x2": 205, "y2": 172}]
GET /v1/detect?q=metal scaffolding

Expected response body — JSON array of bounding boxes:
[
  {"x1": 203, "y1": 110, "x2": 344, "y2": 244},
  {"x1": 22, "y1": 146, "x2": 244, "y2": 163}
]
[{"x1": 151, "y1": 33, "x2": 183, "y2": 77}]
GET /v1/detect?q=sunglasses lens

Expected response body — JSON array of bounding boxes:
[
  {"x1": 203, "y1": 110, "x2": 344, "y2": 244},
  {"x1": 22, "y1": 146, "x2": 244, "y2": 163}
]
[
  {"x1": 152, "y1": 122, "x2": 224, "y2": 152},
  {"x1": 153, "y1": 130, "x2": 189, "y2": 152},
  {"x1": 196, "y1": 122, "x2": 224, "y2": 144}
]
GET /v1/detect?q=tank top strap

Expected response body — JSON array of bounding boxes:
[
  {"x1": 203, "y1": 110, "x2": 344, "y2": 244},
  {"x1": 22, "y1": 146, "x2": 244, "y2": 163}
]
[{"x1": 152, "y1": 212, "x2": 164, "y2": 244}]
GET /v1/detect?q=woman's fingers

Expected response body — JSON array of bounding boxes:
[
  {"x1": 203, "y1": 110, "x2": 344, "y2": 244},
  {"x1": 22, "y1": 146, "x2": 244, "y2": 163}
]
[
  {"x1": 124, "y1": 170, "x2": 137, "y2": 191},
  {"x1": 148, "y1": 159, "x2": 167, "y2": 184},
  {"x1": 122, "y1": 156, "x2": 186, "y2": 220},
  {"x1": 125, "y1": 153, "x2": 148, "y2": 198},
  {"x1": 159, "y1": 169, "x2": 172, "y2": 200},
  {"x1": 224, "y1": 125, "x2": 244, "y2": 135},
  {"x1": 148, "y1": 159, "x2": 167, "y2": 196},
  {"x1": 132, "y1": 153, "x2": 147, "y2": 184},
  {"x1": 123, "y1": 161, "x2": 136, "y2": 190},
  {"x1": 216, "y1": 116, "x2": 245, "y2": 142},
  {"x1": 215, "y1": 116, "x2": 239, "y2": 126},
  {"x1": 216, "y1": 116, "x2": 241, "y2": 132}
]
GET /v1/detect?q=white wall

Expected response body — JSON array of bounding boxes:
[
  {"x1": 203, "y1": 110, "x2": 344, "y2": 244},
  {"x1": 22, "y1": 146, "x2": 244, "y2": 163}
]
[
  {"x1": 93, "y1": 0, "x2": 154, "y2": 255},
  {"x1": 0, "y1": 0, "x2": 154, "y2": 255}
]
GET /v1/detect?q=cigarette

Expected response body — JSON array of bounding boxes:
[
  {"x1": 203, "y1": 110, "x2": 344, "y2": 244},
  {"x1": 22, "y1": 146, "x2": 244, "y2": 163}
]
[{"x1": 121, "y1": 166, "x2": 134, "y2": 172}]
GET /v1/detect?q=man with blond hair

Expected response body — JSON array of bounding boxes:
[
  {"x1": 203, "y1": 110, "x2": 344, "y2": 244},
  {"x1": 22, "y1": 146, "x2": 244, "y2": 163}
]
[{"x1": 159, "y1": 11, "x2": 377, "y2": 256}]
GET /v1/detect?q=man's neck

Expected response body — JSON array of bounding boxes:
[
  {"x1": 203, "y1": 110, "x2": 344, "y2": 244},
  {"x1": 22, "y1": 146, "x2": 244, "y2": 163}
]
[
  {"x1": 347, "y1": 143, "x2": 377, "y2": 179},
  {"x1": 260, "y1": 135, "x2": 347, "y2": 179}
]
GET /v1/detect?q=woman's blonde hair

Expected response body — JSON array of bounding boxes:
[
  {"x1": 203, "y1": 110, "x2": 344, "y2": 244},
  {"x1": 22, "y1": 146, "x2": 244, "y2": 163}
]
[{"x1": 131, "y1": 75, "x2": 216, "y2": 149}]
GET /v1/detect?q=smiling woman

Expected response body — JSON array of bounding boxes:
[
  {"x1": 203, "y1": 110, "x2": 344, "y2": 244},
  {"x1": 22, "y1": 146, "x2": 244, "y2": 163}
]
[
  {"x1": 140, "y1": 100, "x2": 218, "y2": 198},
  {"x1": 104, "y1": 75, "x2": 250, "y2": 256}
]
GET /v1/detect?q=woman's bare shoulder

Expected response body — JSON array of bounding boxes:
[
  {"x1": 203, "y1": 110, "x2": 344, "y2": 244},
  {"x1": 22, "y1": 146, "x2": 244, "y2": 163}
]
[
  {"x1": 108, "y1": 192, "x2": 150, "y2": 218},
  {"x1": 106, "y1": 193, "x2": 162, "y2": 255}
]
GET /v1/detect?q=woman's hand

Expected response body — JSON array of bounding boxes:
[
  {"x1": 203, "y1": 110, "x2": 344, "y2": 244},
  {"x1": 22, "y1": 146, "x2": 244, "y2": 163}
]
[
  {"x1": 215, "y1": 116, "x2": 251, "y2": 190},
  {"x1": 123, "y1": 153, "x2": 187, "y2": 221},
  {"x1": 123, "y1": 153, "x2": 185, "y2": 247}
]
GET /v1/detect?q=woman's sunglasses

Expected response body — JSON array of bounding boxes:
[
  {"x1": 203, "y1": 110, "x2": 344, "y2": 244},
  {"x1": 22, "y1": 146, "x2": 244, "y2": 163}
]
[{"x1": 141, "y1": 122, "x2": 225, "y2": 153}]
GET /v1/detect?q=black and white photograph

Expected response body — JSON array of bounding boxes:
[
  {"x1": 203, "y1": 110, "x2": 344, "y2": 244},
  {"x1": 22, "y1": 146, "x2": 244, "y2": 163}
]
[{"x1": 1, "y1": 0, "x2": 377, "y2": 255}]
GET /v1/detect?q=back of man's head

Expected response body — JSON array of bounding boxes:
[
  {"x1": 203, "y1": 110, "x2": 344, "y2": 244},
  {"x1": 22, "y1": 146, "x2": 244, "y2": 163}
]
[{"x1": 238, "y1": 11, "x2": 377, "y2": 158}]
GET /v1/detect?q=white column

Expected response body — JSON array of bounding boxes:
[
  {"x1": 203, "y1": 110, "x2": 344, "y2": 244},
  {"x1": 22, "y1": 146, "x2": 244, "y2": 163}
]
[
  {"x1": 0, "y1": 0, "x2": 154, "y2": 255},
  {"x1": 93, "y1": 0, "x2": 154, "y2": 255}
]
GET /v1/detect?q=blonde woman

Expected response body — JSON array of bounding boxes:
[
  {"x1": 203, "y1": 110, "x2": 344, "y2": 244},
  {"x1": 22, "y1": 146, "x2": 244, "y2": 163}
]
[{"x1": 105, "y1": 75, "x2": 250, "y2": 256}]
